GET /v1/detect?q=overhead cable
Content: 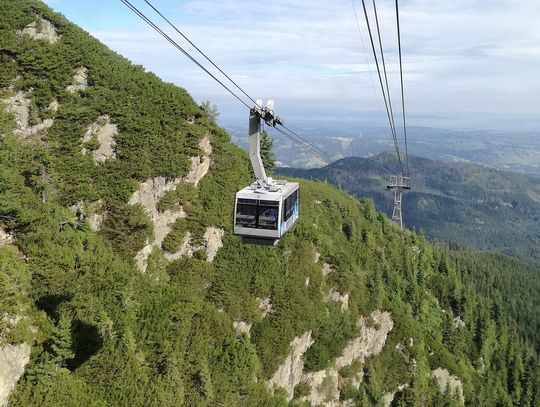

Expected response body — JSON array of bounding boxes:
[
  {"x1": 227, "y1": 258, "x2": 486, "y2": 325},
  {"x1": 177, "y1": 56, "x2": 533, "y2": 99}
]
[
  {"x1": 120, "y1": 0, "x2": 252, "y2": 109},
  {"x1": 350, "y1": 0, "x2": 387, "y2": 128},
  {"x1": 372, "y1": 0, "x2": 399, "y2": 150},
  {"x1": 359, "y1": 0, "x2": 404, "y2": 175},
  {"x1": 280, "y1": 125, "x2": 334, "y2": 162},
  {"x1": 120, "y1": 0, "x2": 332, "y2": 165},
  {"x1": 395, "y1": 0, "x2": 410, "y2": 176},
  {"x1": 272, "y1": 127, "x2": 331, "y2": 165},
  {"x1": 141, "y1": 0, "x2": 261, "y2": 109}
]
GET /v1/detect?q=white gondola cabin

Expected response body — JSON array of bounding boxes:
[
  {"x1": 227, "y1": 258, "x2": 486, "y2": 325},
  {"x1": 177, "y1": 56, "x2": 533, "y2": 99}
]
[
  {"x1": 234, "y1": 182, "x2": 299, "y2": 242},
  {"x1": 233, "y1": 100, "x2": 300, "y2": 244}
]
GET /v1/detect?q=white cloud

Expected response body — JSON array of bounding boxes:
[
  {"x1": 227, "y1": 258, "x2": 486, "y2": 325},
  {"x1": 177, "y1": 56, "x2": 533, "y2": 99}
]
[{"x1": 50, "y1": 0, "x2": 540, "y2": 118}]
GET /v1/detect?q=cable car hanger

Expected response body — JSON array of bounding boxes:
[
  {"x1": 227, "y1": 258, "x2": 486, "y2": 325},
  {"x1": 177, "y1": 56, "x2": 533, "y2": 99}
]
[{"x1": 234, "y1": 100, "x2": 300, "y2": 245}]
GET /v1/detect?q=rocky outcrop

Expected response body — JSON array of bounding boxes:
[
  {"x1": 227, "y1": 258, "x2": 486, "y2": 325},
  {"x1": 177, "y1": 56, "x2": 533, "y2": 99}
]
[
  {"x1": 164, "y1": 227, "x2": 225, "y2": 263},
  {"x1": 383, "y1": 384, "x2": 409, "y2": 407},
  {"x1": 71, "y1": 200, "x2": 105, "y2": 232},
  {"x1": 48, "y1": 99, "x2": 59, "y2": 112},
  {"x1": 453, "y1": 316, "x2": 465, "y2": 328},
  {"x1": 257, "y1": 297, "x2": 273, "y2": 318},
  {"x1": 267, "y1": 331, "x2": 313, "y2": 399},
  {"x1": 233, "y1": 321, "x2": 252, "y2": 337},
  {"x1": 0, "y1": 229, "x2": 14, "y2": 248},
  {"x1": 266, "y1": 310, "x2": 393, "y2": 405},
  {"x1": 184, "y1": 135, "x2": 212, "y2": 186},
  {"x1": 81, "y1": 115, "x2": 117, "y2": 163},
  {"x1": 66, "y1": 67, "x2": 89, "y2": 93},
  {"x1": 0, "y1": 343, "x2": 31, "y2": 407},
  {"x1": 19, "y1": 18, "x2": 59, "y2": 43},
  {"x1": 164, "y1": 232, "x2": 194, "y2": 262},
  {"x1": 204, "y1": 227, "x2": 224, "y2": 262},
  {"x1": 129, "y1": 177, "x2": 185, "y2": 272},
  {"x1": 301, "y1": 311, "x2": 394, "y2": 406},
  {"x1": 2, "y1": 91, "x2": 53, "y2": 139},
  {"x1": 131, "y1": 135, "x2": 213, "y2": 271},
  {"x1": 87, "y1": 200, "x2": 105, "y2": 232},
  {"x1": 334, "y1": 311, "x2": 393, "y2": 369},
  {"x1": 324, "y1": 289, "x2": 349, "y2": 312},
  {"x1": 322, "y1": 262, "x2": 334, "y2": 276},
  {"x1": 431, "y1": 368, "x2": 464, "y2": 404}
]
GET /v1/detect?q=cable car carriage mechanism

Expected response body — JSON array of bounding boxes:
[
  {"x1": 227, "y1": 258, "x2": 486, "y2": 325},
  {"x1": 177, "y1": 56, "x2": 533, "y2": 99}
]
[{"x1": 234, "y1": 100, "x2": 299, "y2": 245}]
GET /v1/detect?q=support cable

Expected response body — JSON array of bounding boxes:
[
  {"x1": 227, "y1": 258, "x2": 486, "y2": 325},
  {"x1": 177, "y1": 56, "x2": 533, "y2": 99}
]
[
  {"x1": 372, "y1": 0, "x2": 399, "y2": 150},
  {"x1": 395, "y1": 0, "x2": 410, "y2": 176},
  {"x1": 360, "y1": 0, "x2": 404, "y2": 175},
  {"x1": 120, "y1": 0, "x2": 332, "y2": 164},
  {"x1": 141, "y1": 0, "x2": 261, "y2": 109},
  {"x1": 120, "y1": 0, "x2": 252, "y2": 109},
  {"x1": 350, "y1": 0, "x2": 387, "y2": 127},
  {"x1": 279, "y1": 125, "x2": 334, "y2": 162},
  {"x1": 272, "y1": 127, "x2": 332, "y2": 165}
]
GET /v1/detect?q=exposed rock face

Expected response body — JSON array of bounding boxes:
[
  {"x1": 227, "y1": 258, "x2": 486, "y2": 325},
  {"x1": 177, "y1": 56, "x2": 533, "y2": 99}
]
[
  {"x1": 302, "y1": 310, "x2": 394, "y2": 406},
  {"x1": 131, "y1": 135, "x2": 214, "y2": 270},
  {"x1": 19, "y1": 18, "x2": 59, "y2": 43},
  {"x1": 0, "y1": 315, "x2": 22, "y2": 342},
  {"x1": 324, "y1": 289, "x2": 349, "y2": 312},
  {"x1": 86, "y1": 200, "x2": 105, "y2": 232},
  {"x1": 383, "y1": 384, "x2": 409, "y2": 407},
  {"x1": 66, "y1": 67, "x2": 89, "y2": 93},
  {"x1": 184, "y1": 135, "x2": 212, "y2": 186},
  {"x1": 70, "y1": 200, "x2": 105, "y2": 232},
  {"x1": 0, "y1": 229, "x2": 14, "y2": 248},
  {"x1": 204, "y1": 227, "x2": 224, "y2": 262},
  {"x1": 129, "y1": 177, "x2": 185, "y2": 272},
  {"x1": 431, "y1": 368, "x2": 465, "y2": 404},
  {"x1": 267, "y1": 331, "x2": 313, "y2": 399},
  {"x1": 165, "y1": 228, "x2": 225, "y2": 263},
  {"x1": 322, "y1": 262, "x2": 334, "y2": 276},
  {"x1": 305, "y1": 369, "x2": 341, "y2": 406},
  {"x1": 2, "y1": 91, "x2": 53, "y2": 139},
  {"x1": 4, "y1": 92, "x2": 29, "y2": 130},
  {"x1": 164, "y1": 232, "x2": 194, "y2": 262},
  {"x1": 257, "y1": 297, "x2": 273, "y2": 318},
  {"x1": 0, "y1": 343, "x2": 31, "y2": 407},
  {"x1": 266, "y1": 310, "x2": 394, "y2": 405},
  {"x1": 335, "y1": 311, "x2": 393, "y2": 369},
  {"x1": 453, "y1": 316, "x2": 465, "y2": 328},
  {"x1": 81, "y1": 115, "x2": 118, "y2": 163},
  {"x1": 233, "y1": 321, "x2": 252, "y2": 337},
  {"x1": 134, "y1": 241, "x2": 154, "y2": 273},
  {"x1": 48, "y1": 99, "x2": 59, "y2": 112}
]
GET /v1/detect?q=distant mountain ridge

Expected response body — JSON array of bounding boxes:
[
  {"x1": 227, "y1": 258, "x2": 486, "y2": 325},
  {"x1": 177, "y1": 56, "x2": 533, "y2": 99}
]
[{"x1": 277, "y1": 152, "x2": 540, "y2": 265}]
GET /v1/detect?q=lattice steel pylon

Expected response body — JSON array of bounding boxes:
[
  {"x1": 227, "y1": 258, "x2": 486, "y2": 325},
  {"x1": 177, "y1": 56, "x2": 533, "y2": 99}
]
[{"x1": 387, "y1": 175, "x2": 411, "y2": 229}]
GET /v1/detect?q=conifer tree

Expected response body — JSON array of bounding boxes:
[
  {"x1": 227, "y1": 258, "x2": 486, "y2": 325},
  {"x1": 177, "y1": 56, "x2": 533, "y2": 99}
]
[{"x1": 260, "y1": 130, "x2": 276, "y2": 172}]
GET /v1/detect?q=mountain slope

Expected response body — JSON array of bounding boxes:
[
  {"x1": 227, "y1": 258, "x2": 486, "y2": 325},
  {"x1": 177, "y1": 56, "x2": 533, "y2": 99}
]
[
  {"x1": 277, "y1": 152, "x2": 540, "y2": 265},
  {"x1": 1, "y1": 1, "x2": 540, "y2": 406}
]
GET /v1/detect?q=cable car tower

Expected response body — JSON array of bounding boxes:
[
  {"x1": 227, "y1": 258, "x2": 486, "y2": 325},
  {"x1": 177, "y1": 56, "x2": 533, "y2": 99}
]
[
  {"x1": 387, "y1": 174, "x2": 410, "y2": 229},
  {"x1": 233, "y1": 101, "x2": 299, "y2": 245}
]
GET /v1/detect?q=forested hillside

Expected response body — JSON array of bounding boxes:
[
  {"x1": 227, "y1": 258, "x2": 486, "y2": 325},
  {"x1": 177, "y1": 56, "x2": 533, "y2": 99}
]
[
  {"x1": 277, "y1": 153, "x2": 540, "y2": 265},
  {"x1": 1, "y1": 1, "x2": 540, "y2": 406}
]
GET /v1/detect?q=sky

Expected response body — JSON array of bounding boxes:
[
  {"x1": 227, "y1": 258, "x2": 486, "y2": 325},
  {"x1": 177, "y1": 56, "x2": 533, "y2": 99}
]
[{"x1": 42, "y1": 0, "x2": 540, "y2": 128}]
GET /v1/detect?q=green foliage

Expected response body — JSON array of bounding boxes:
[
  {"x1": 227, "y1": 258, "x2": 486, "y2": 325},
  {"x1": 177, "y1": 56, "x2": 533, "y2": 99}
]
[
  {"x1": 100, "y1": 203, "x2": 153, "y2": 259},
  {"x1": 278, "y1": 152, "x2": 540, "y2": 265},
  {"x1": 261, "y1": 130, "x2": 276, "y2": 173},
  {"x1": 201, "y1": 100, "x2": 219, "y2": 122},
  {"x1": 303, "y1": 303, "x2": 359, "y2": 372}
]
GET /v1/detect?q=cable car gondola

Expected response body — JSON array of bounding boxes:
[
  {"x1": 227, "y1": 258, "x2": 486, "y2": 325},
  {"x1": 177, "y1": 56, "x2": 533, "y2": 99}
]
[{"x1": 233, "y1": 100, "x2": 299, "y2": 245}]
